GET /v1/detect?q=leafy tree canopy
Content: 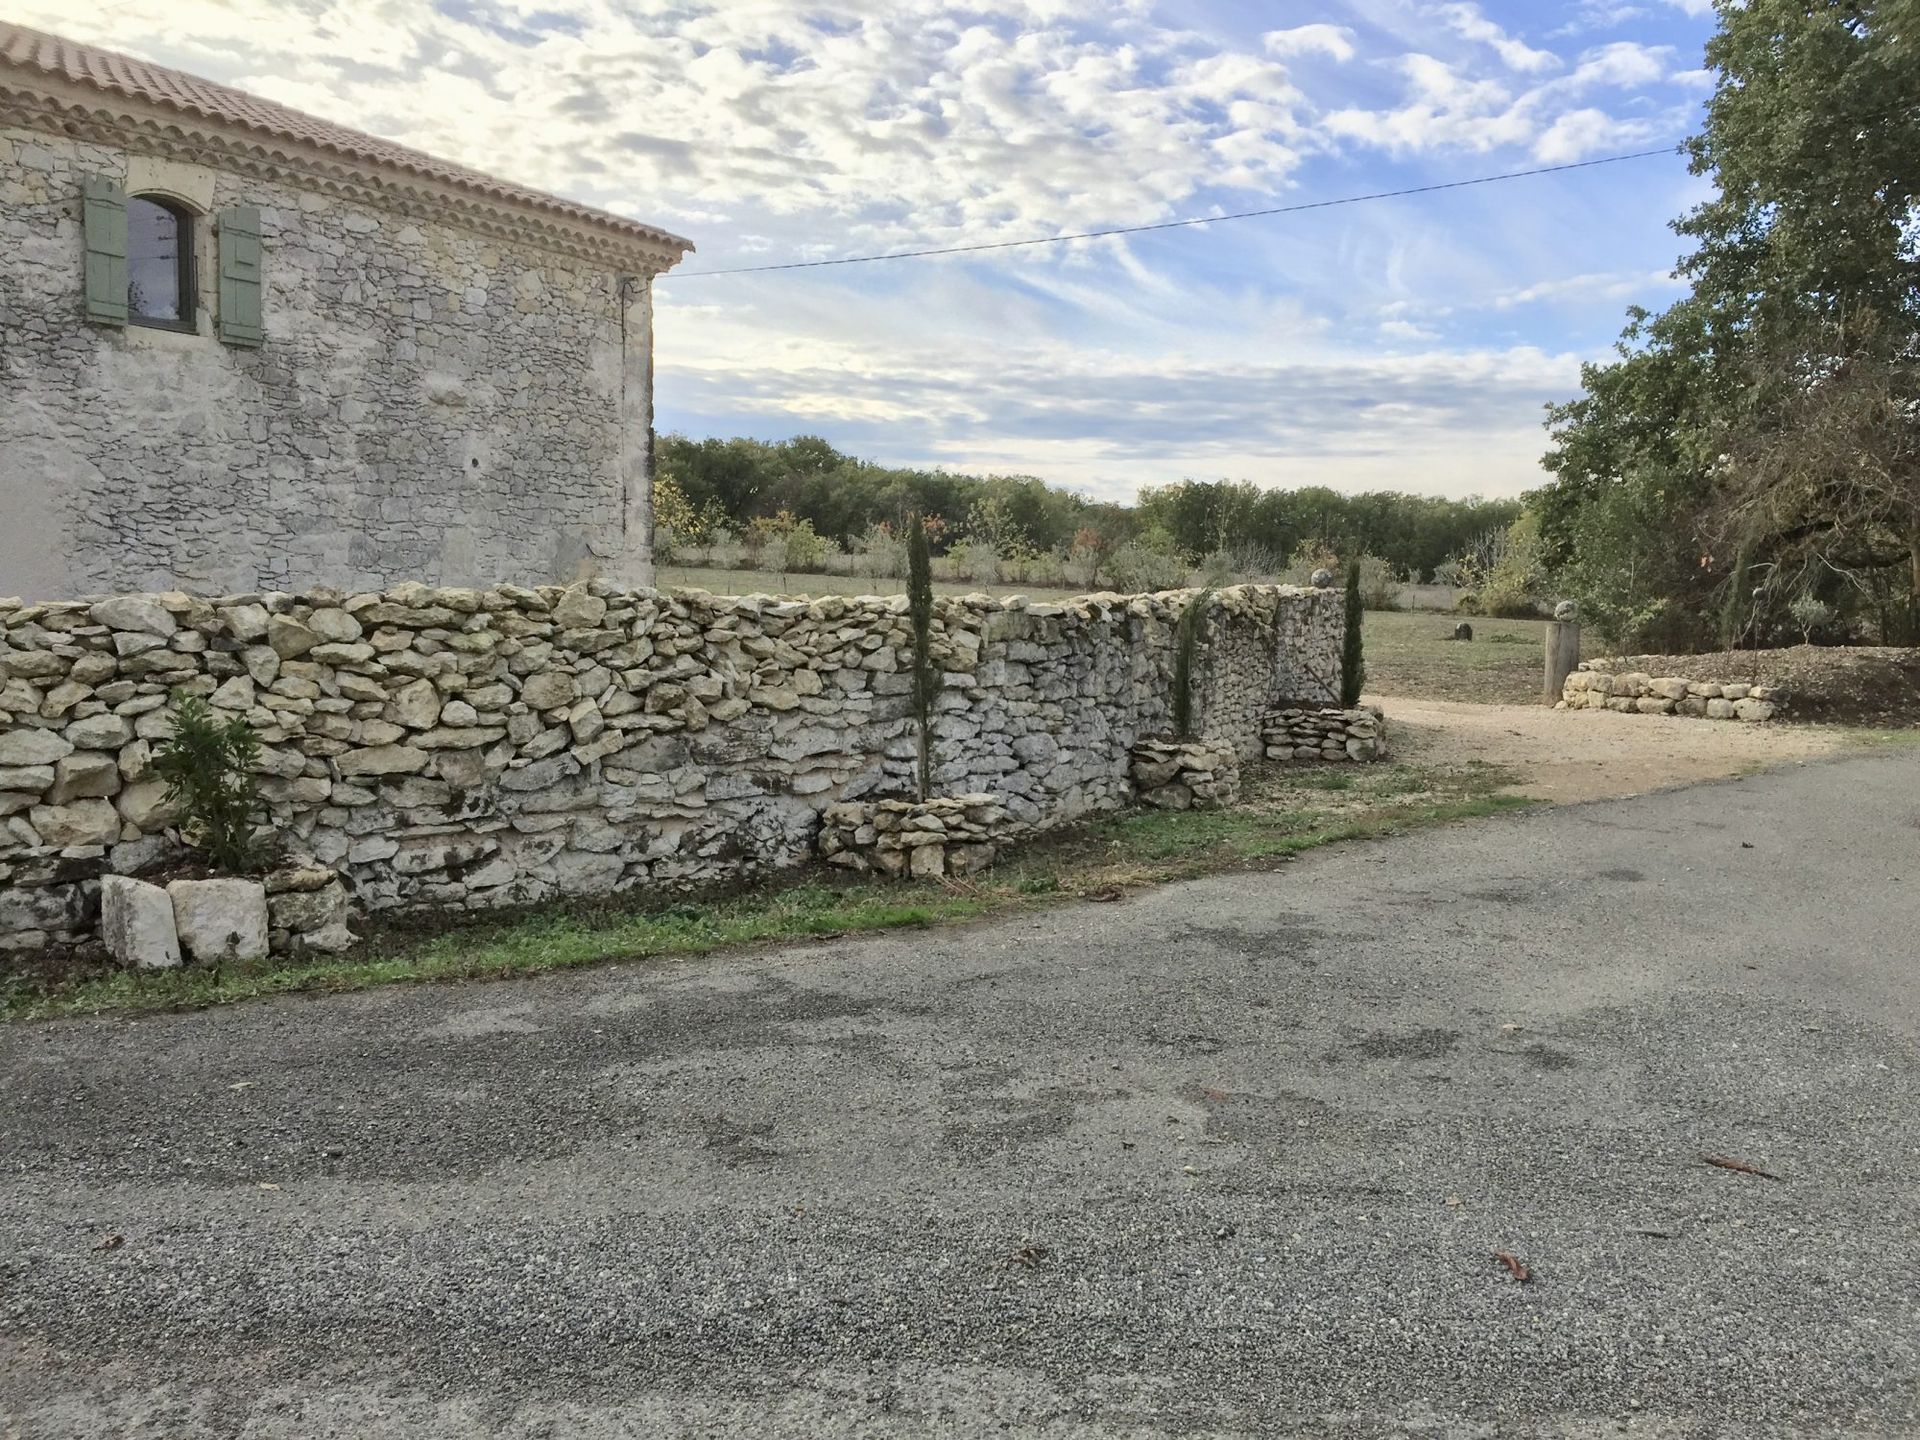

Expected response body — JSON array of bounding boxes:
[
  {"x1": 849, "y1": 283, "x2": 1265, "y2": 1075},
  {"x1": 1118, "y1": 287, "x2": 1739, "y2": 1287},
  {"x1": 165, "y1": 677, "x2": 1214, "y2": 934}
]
[{"x1": 1540, "y1": 0, "x2": 1919, "y2": 650}]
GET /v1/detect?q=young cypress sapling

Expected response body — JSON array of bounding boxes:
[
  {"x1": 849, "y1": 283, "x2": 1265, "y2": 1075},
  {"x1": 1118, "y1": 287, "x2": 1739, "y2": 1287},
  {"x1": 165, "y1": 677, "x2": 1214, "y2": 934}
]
[
  {"x1": 1341, "y1": 561, "x2": 1366, "y2": 708},
  {"x1": 907, "y1": 512, "x2": 937, "y2": 800}
]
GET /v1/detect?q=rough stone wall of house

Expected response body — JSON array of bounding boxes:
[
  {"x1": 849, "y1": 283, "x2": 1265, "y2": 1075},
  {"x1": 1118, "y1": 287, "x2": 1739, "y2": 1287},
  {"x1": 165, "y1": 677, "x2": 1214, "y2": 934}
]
[
  {"x1": 0, "y1": 581, "x2": 1341, "y2": 952},
  {"x1": 0, "y1": 127, "x2": 653, "y2": 600}
]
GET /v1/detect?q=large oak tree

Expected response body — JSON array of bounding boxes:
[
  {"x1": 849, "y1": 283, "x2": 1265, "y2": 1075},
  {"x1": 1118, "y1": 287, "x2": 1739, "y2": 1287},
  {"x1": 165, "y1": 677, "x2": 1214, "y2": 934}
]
[{"x1": 1540, "y1": 0, "x2": 1919, "y2": 649}]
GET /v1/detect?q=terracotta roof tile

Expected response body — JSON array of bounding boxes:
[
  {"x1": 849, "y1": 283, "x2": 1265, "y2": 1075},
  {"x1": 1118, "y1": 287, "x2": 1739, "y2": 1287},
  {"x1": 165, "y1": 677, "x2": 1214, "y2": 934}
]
[{"x1": 0, "y1": 21, "x2": 692, "y2": 257}]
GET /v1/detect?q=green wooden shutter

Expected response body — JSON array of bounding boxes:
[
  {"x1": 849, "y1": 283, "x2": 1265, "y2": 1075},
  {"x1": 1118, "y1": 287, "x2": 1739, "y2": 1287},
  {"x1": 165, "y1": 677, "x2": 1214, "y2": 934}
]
[
  {"x1": 217, "y1": 205, "x2": 264, "y2": 347},
  {"x1": 82, "y1": 175, "x2": 128, "y2": 326}
]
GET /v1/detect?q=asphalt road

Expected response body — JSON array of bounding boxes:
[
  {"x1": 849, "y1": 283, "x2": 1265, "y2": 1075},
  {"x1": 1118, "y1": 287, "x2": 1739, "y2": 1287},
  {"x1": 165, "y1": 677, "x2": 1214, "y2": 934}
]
[{"x1": 3, "y1": 753, "x2": 1918, "y2": 1438}]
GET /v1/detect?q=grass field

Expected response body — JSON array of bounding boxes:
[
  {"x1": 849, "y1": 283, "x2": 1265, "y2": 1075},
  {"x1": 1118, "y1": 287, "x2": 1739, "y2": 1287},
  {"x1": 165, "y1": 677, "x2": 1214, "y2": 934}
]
[
  {"x1": 661, "y1": 565, "x2": 1576, "y2": 706},
  {"x1": 1362, "y1": 610, "x2": 1590, "y2": 706}
]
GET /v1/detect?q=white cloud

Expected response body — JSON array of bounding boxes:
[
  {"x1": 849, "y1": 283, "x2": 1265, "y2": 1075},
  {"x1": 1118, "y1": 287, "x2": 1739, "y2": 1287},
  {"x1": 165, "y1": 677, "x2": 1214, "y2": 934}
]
[
  {"x1": 1559, "y1": 40, "x2": 1674, "y2": 92},
  {"x1": 1532, "y1": 107, "x2": 1658, "y2": 162},
  {"x1": 7, "y1": 0, "x2": 1341, "y2": 253},
  {"x1": 1490, "y1": 268, "x2": 1683, "y2": 307},
  {"x1": 1263, "y1": 24, "x2": 1357, "y2": 63},
  {"x1": 1435, "y1": 3, "x2": 1561, "y2": 74},
  {"x1": 1324, "y1": 32, "x2": 1689, "y2": 161}
]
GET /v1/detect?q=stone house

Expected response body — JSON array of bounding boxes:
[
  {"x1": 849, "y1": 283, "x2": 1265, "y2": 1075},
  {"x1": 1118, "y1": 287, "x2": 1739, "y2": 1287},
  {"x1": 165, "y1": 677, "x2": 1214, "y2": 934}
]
[{"x1": 0, "y1": 23, "x2": 691, "y2": 600}]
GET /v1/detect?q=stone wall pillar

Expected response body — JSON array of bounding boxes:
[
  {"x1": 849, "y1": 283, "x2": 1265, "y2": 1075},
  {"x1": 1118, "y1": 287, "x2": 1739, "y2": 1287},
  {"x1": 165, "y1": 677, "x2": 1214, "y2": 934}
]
[
  {"x1": 609, "y1": 273, "x2": 657, "y2": 588},
  {"x1": 1544, "y1": 619, "x2": 1581, "y2": 705}
]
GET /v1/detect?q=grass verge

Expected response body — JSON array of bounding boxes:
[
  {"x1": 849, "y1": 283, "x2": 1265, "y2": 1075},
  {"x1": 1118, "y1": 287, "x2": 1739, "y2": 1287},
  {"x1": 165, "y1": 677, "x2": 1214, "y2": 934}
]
[{"x1": 3, "y1": 758, "x2": 1531, "y2": 1022}]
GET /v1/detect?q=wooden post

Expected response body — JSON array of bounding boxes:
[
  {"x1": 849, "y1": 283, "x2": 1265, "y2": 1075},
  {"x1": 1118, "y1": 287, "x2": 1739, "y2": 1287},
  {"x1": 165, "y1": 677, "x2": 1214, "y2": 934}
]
[{"x1": 1544, "y1": 620, "x2": 1581, "y2": 704}]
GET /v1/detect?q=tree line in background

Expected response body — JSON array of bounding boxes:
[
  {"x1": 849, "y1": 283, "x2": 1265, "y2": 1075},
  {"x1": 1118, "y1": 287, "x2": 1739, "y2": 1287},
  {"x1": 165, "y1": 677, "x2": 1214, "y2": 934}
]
[
  {"x1": 1535, "y1": 0, "x2": 1917, "y2": 652},
  {"x1": 653, "y1": 433, "x2": 1524, "y2": 605}
]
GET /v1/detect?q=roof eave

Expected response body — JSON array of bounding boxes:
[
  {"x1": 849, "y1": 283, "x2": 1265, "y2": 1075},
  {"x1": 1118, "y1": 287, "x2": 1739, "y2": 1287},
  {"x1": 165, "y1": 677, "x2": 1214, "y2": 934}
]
[{"x1": 1, "y1": 64, "x2": 694, "y2": 274}]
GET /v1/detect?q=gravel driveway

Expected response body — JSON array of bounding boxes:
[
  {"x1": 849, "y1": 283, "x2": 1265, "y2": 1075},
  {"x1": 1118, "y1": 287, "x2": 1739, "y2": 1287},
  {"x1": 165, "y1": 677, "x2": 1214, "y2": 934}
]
[
  {"x1": 1382, "y1": 694, "x2": 1871, "y2": 803},
  {"x1": 3, "y1": 753, "x2": 1917, "y2": 1437}
]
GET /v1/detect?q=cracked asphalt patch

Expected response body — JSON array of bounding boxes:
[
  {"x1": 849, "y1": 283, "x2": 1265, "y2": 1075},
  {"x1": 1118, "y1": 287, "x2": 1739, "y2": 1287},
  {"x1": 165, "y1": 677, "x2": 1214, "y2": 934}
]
[{"x1": 2, "y1": 754, "x2": 1918, "y2": 1437}]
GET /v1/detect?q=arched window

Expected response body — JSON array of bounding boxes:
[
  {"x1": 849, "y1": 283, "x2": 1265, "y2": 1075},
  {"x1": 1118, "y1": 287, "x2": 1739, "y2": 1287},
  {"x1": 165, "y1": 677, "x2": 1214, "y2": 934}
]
[{"x1": 127, "y1": 195, "x2": 195, "y2": 330}]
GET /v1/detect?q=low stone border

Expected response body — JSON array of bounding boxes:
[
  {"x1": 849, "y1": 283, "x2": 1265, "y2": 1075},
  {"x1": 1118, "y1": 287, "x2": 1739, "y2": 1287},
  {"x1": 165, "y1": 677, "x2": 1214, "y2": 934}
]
[
  {"x1": 818, "y1": 795, "x2": 1019, "y2": 878},
  {"x1": 97, "y1": 865, "x2": 353, "y2": 970},
  {"x1": 1262, "y1": 706, "x2": 1386, "y2": 762},
  {"x1": 1129, "y1": 740, "x2": 1240, "y2": 811},
  {"x1": 1561, "y1": 670, "x2": 1783, "y2": 720}
]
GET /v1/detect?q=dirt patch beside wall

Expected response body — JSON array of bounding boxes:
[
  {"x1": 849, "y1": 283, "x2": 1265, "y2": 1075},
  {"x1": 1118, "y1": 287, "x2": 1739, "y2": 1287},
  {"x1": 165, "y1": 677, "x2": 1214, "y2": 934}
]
[{"x1": 1379, "y1": 695, "x2": 1882, "y2": 803}]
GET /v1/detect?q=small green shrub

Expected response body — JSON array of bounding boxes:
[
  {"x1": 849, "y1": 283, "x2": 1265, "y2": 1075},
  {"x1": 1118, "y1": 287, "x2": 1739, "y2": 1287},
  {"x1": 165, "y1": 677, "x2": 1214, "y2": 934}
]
[
  {"x1": 1106, "y1": 541, "x2": 1187, "y2": 594},
  {"x1": 1355, "y1": 554, "x2": 1400, "y2": 611},
  {"x1": 152, "y1": 693, "x2": 268, "y2": 874},
  {"x1": 779, "y1": 519, "x2": 828, "y2": 573},
  {"x1": 1788, "y1": 593, "x2": 1837, "y2": 644},
  {"x1": 858, "y1": 521, "x2": 907, "y2": 580}
]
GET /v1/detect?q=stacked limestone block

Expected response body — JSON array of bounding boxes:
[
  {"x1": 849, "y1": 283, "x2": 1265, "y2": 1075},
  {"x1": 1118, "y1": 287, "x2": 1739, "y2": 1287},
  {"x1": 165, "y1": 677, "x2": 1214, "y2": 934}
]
[
  {"x1": 818, "y1": 795, "x2": 1016, "y2": 878},
  {"x1": 0, "y1": 581, "x2": 1343, "y2": 954},
  {"x1": 1262, "y1": 707, "x2": 1386, "y2": 762},
  {"x1": 1562, "y1": 669, "x2": 1782, "y2": 720},
  {"x1": 1129, "y1": 740, "x2": 1240, "y2": 810}
]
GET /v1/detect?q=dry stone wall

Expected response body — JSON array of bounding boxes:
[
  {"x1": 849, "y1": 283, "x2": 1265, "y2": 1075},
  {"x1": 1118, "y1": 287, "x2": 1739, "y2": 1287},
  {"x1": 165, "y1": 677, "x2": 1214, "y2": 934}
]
[
  {"x1": 0, "y1": 580, "x2": 1341, "y2": 953},
  {"x1": 1263, "y1": 707, "x2": 1386, "y2": 761},
  {"x1": 1561, "y1": 665, "x2": 1783, "y2": 721}
]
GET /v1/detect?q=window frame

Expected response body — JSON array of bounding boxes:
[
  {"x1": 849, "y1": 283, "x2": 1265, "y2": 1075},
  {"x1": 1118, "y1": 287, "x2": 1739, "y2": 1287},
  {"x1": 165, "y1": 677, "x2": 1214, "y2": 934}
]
[{"x1": 125, "y1": 194, "x2": 198, "y2": 335}]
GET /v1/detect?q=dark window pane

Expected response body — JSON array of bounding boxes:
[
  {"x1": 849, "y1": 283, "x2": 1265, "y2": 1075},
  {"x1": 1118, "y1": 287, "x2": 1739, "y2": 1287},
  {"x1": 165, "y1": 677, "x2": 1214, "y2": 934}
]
[{"x1": 128, "y1": 197, "x2": 183, "y2": 322}]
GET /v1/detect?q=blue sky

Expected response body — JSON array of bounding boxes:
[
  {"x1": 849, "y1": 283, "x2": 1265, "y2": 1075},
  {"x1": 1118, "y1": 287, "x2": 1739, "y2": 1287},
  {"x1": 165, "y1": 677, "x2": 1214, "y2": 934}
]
[{"x1": 18, "y1": 0, "x2": 1721, "y2": 500}]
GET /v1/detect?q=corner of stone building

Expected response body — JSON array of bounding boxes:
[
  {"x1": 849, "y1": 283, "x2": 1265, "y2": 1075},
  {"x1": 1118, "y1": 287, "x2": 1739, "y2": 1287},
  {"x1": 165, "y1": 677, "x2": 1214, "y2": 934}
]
[{"x1": 612, "y1": 270, "x2": 658, "y2": 590}]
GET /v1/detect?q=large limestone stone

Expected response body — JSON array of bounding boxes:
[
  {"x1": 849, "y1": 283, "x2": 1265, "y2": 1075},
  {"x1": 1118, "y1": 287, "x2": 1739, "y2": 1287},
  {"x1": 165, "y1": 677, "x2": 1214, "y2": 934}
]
[
  {"x1": 552, "y1": 588, "x2": 608, "y2": 628},
  {"x1": 65, "y1": 713, "x2": 134, "y2": 750},
  {"x1": 220, "y1": 603, "x2": 271, "y2": 641},
  {"x1": 118, "y1": 738, "x2": 153, "y2": 781},
  {"x1": 414, "y1": 726, "x2": 506, "y2": 750},
  {"x1": 100, "y1": 875, "x2": 181, "y2": 970},
  {"x1": 307, "y1": 608, "x2": 364, "y2": 644},
  {"x1": 387, "y1": 677, "x2": 442, "y2": 730},
  {"x1": 299, "y1": 922, "x2": 356, "y2": 953},
  {"x1": 268, "y1": 880, "x2": 348, "y2": 934},
  {"x1": 29, "y1": 798, "x2": 122, "y2": 847},
  {"x1": 553, "y1": 849, "x2": 625, "y2": 895},
  {"x1": 0, "y1": 765, "x2": 54, "y2": 793},
  {"x1": 267, "y1": 615, "x2": 320, "y2": 659},
  {"x1": 89, "y1": 596, "x2": 177, "y2": 637},
  {"x1": 208, "y1": 676, "x2": 255, "y2": 711},
  {"x1": 520, "y1": 671, "x2": 578, "y2": 711},
  {"x1": 335, "y1": 744, "x2": 430, "y2": 777},
  {"x1": 48, "y1": 752, "x2": 120, "y2": 803},
  {"x1": 0, "y1": 729, "x2": 73, "y2": 768},
  {"x1": 116, "y1": 778, "x2": 179, "y2": 831},
  {"x1": 169, "y1": 878, "x2": 270, "y2": 963}
]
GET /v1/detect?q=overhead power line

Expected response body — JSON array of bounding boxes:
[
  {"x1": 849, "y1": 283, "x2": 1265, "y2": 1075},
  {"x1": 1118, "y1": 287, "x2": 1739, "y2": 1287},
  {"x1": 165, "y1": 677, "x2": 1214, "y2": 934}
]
[{"x1": 662, "y1": 144, "x2": 1683, "y2": 280}]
